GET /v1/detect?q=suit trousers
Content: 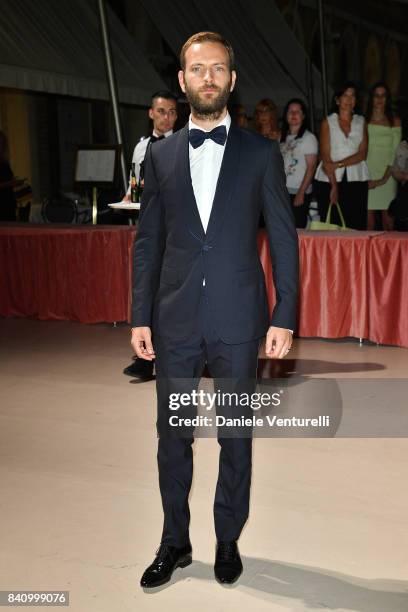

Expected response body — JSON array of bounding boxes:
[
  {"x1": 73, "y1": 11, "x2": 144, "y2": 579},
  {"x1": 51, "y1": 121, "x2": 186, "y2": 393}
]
[{"x1": 153, "y1": 286, "x2": 260, "y2": 547}]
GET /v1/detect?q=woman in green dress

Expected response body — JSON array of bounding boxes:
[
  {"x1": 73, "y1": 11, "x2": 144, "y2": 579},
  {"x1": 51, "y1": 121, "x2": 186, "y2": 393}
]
[{"x1": 366, "y1": 82, "x2": 401, "y2": 230}]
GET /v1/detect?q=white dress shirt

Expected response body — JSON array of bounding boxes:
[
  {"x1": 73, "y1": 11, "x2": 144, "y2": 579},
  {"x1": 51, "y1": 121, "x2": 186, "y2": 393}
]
[
  {"x1": 188, "y1": 112, "x2": 231, "y2": 232},
  {"x1": 126, "y1": 128, "x2": 173, "y2": 194}
]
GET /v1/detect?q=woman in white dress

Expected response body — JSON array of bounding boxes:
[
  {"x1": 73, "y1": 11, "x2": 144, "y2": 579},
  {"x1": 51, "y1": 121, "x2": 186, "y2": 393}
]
[{"x1": 315, "y1": 82, "x2": 369, "y2": 230}]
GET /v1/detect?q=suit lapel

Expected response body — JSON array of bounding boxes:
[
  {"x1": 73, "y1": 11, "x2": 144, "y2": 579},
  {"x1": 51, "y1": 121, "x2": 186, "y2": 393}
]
[
  {"x1": 205, "y1": 123, "x2": 241, "y2": 243},
  {"x1": 175, "y1": 124, "x2": 205, "y2": 241}
]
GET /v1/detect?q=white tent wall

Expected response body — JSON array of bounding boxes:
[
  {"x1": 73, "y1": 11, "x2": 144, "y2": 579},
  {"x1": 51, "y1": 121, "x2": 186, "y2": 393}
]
[
  {"x1": 138, "y1": 0, "x2": 328, "y2": 113},
  {"x1": 0, "y1": 0, "x2": 168, "y2": 197},
  {"x1": 0, "y1": 0, "x2": 167, "y2": 105},
  {"x1": 243, "y1": 0, "x2": 326, "y2": 113}
]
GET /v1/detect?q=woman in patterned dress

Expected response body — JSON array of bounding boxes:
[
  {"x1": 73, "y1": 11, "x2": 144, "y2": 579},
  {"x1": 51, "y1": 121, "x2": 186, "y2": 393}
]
[{"x1": 280, "y1": 99, "x2": 318, "y2": 228}]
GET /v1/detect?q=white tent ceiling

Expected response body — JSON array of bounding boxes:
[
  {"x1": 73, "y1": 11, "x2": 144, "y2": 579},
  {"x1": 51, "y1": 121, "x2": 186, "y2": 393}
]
[
  {"x1": 139, "y1": 0, "x2": 327, "y2": 111},
  {"x1": 0, "y1": 0, "x2": 167, "y2": 106}
]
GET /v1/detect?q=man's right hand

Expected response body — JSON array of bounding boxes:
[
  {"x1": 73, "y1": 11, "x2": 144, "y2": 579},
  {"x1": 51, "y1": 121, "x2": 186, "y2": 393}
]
[
  {"x1": 131, "y1": 326, "x2": 155, "y2": 360},
  {"x1": 122, "y1": 194, "x2": 131, "y2": 202}
]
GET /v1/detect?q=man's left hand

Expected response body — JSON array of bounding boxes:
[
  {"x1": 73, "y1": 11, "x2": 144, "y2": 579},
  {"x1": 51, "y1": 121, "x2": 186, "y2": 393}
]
[{"x1": 265, "y1": 326, "x2": 293, "y2": 359}]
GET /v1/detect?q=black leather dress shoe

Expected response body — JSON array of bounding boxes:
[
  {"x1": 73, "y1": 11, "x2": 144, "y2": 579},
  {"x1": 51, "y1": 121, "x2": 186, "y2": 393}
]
[
  {"x1": 214, "y1": 540, "x2": 243, "y2": 584},
  {"x1": 123, "y1": 357, "x2": 154, "y2": 380},
  {"x1": 140, "y1": 543, "x2": 192, "y2": 588}
]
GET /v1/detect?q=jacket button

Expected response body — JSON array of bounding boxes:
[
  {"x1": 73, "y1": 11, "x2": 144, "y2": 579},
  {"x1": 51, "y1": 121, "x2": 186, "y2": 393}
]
[{"x1": 202, "y1": 244, "x2": 212, "y2": 251}]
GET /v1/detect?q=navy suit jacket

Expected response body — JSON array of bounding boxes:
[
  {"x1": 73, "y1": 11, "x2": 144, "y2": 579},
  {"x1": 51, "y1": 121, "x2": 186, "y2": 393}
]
[{"x1": 131, "y1": 122, "x2": 299, "y2": 344}]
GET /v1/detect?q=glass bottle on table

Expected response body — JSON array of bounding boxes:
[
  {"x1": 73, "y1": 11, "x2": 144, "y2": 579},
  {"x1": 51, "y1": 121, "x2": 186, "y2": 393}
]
[
  {"x1": 136, "y1": 163, "x2": 144, "y2": 204},
  {"x1": 130, "y1": 163, "x2": 137, "y2": 203}
]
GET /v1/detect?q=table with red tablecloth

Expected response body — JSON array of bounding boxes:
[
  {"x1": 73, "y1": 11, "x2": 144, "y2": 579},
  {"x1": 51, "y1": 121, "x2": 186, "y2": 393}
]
[
  {"x1": 258, "y1": 229, "x2": 377, "y2": 342},
  {"x1": 368, "y1": 232, "x2": 408, "y2": 347},
  {"x1": 0, "y1": 223, "x2": 136, "y2": 324},
  {"x1": 0, "y1": 224, "x2": 407, "y2": 348}
]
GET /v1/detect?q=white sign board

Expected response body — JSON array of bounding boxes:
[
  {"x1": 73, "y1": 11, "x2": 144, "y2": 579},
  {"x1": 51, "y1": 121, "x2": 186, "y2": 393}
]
[{"x1": 75, "y1": 149, "x2": 116, "y2": 183}]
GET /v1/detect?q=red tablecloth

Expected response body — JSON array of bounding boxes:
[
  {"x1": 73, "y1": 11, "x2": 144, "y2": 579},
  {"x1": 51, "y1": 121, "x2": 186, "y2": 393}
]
[
  {"x1": 1, "y1": 224, "x2": 407, "y2": 348},
  {"x1": 258, "y1": 229, "x2": 408, "y2": 347},
  {"x1": 368, "y1": 233, "x2": 408, "y2": 348},
  {"x1": 0, "y1": 223, "x2": 136, "y2": 323},
  {"x1": 297, "y1": 231, "x2": 372, "y2": 340},
  {"x1": 258, "y1": 230, "x2": 377, "y2": 341}
]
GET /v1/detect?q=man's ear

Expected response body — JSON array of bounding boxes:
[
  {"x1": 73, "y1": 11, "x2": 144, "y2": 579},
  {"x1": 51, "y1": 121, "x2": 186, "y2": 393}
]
[
  {"x1": 148, "y1": 108, "x2": 154, "y2": 120},
  {"x1": 230, "y1": 70, "x2": 237, "y2": 92},
  {"x1": 178, "y1": 70, "x2": 186, "y2": 93}
]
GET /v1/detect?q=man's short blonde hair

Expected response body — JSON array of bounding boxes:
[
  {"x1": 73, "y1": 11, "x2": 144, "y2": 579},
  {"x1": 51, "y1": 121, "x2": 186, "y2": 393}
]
[{"x1": 180, "y1": 31, "x2": 235, "y2": 72}]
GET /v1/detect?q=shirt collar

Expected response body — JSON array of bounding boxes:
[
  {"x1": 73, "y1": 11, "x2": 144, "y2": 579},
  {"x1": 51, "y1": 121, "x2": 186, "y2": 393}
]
[
  {"x1": 189, "y1": 112, "x2": 231, "y2": 134},
  {"x1": 152, "y1": 129, "x2": 173, "y2": 138}
]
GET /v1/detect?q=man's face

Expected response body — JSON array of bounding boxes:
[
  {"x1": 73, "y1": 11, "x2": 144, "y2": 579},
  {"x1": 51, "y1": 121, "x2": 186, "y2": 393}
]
[
  {"x1": 149, "y1": 97, "x2": 177, "y2": 134},
  {"x1": 178, "y1": 42, "x2": 236, "y2": 117}
]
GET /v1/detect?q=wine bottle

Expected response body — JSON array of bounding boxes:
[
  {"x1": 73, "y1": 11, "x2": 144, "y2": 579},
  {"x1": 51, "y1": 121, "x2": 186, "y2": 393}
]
[
  {"x1": 130, "y1": 163, "x2": 137, "y2": 203},
  {"x1": 136, "y1": 172, "x2": 144, "y2": 203}
]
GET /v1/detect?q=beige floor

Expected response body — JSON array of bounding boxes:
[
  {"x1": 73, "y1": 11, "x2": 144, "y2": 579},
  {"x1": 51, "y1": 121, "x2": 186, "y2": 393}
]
[{"x1": 0, "y1": 319, "x2": 407, "y2": 612}]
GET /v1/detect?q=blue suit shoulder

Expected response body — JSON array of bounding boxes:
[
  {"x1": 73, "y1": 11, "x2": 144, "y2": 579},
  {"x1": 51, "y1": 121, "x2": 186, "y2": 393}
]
[
  {"x1": 151, "y1": 129, "x2": 181, "y2": 150},
  {"x1": 148, "y1": 130, "x2": 182, "y2": 168}
]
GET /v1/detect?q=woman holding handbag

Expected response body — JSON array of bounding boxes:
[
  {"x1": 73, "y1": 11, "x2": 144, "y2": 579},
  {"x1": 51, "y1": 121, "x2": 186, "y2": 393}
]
[{"x1": 314, "y1": 82, "x2": 370, "y2": 230}]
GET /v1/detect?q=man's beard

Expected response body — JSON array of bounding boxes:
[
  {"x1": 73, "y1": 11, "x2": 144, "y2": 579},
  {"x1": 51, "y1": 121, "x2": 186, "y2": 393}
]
[{"x1": 184, "y1": 79, "x2": 232, "y2": 121}]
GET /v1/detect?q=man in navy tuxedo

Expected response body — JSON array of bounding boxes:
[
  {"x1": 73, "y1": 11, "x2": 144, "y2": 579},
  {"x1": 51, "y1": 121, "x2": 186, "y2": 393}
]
[{"x1": 130, "y1": 31, "x2": 299, "y2": 588}]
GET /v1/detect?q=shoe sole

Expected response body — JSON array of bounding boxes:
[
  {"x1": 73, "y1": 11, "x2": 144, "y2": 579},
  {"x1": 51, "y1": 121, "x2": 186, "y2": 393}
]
[
  {"x1": 129, "y1": 376, "x2": 156, "y2": 383},
  {"x1": 214, "y1": 567, "x2": 243, "y2": 586},
  {"x1": 141, "y1": 554, "x2": 192, "y2": 589},
  {"x1": 123, "y1": 370, "x2": 155, "y2": 379}
]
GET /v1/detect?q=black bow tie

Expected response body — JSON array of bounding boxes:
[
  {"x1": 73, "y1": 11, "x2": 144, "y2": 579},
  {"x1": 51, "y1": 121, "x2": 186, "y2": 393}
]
[
  {"x1": 189, "y1": 125, "x2": 227, "y2": 149},
  {"x1": 150, "y1": 134, "x2": 165, "y2": 143}
]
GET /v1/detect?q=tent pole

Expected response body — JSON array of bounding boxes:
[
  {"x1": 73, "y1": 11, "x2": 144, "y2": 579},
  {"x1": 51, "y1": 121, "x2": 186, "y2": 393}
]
[
  {"x1": 97, "y1": 0, "x2": 127, "y2": 192},
  {"x1": 317, "y1": 0, "x2": 329, "y2": 116},
  {"x1": 306, "y1": 56, "x2": 315, "y2": 133}
]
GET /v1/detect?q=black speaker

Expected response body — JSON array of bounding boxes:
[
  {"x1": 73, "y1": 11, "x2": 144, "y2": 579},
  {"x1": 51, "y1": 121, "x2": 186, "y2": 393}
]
[{"x1": 41, "y1": 198, "x2": 78, "y2": 223}]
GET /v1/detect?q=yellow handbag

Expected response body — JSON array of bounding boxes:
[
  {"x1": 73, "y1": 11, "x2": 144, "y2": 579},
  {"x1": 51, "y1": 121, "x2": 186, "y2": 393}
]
[{"x1": 309, "y1": 202, "x2": 350, "y2": 231}]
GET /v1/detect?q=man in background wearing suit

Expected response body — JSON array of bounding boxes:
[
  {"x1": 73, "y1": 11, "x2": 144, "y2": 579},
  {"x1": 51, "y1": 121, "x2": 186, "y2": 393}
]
[{"x1": 130, "y1": 31, "x2": 299, "y2": 588}]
